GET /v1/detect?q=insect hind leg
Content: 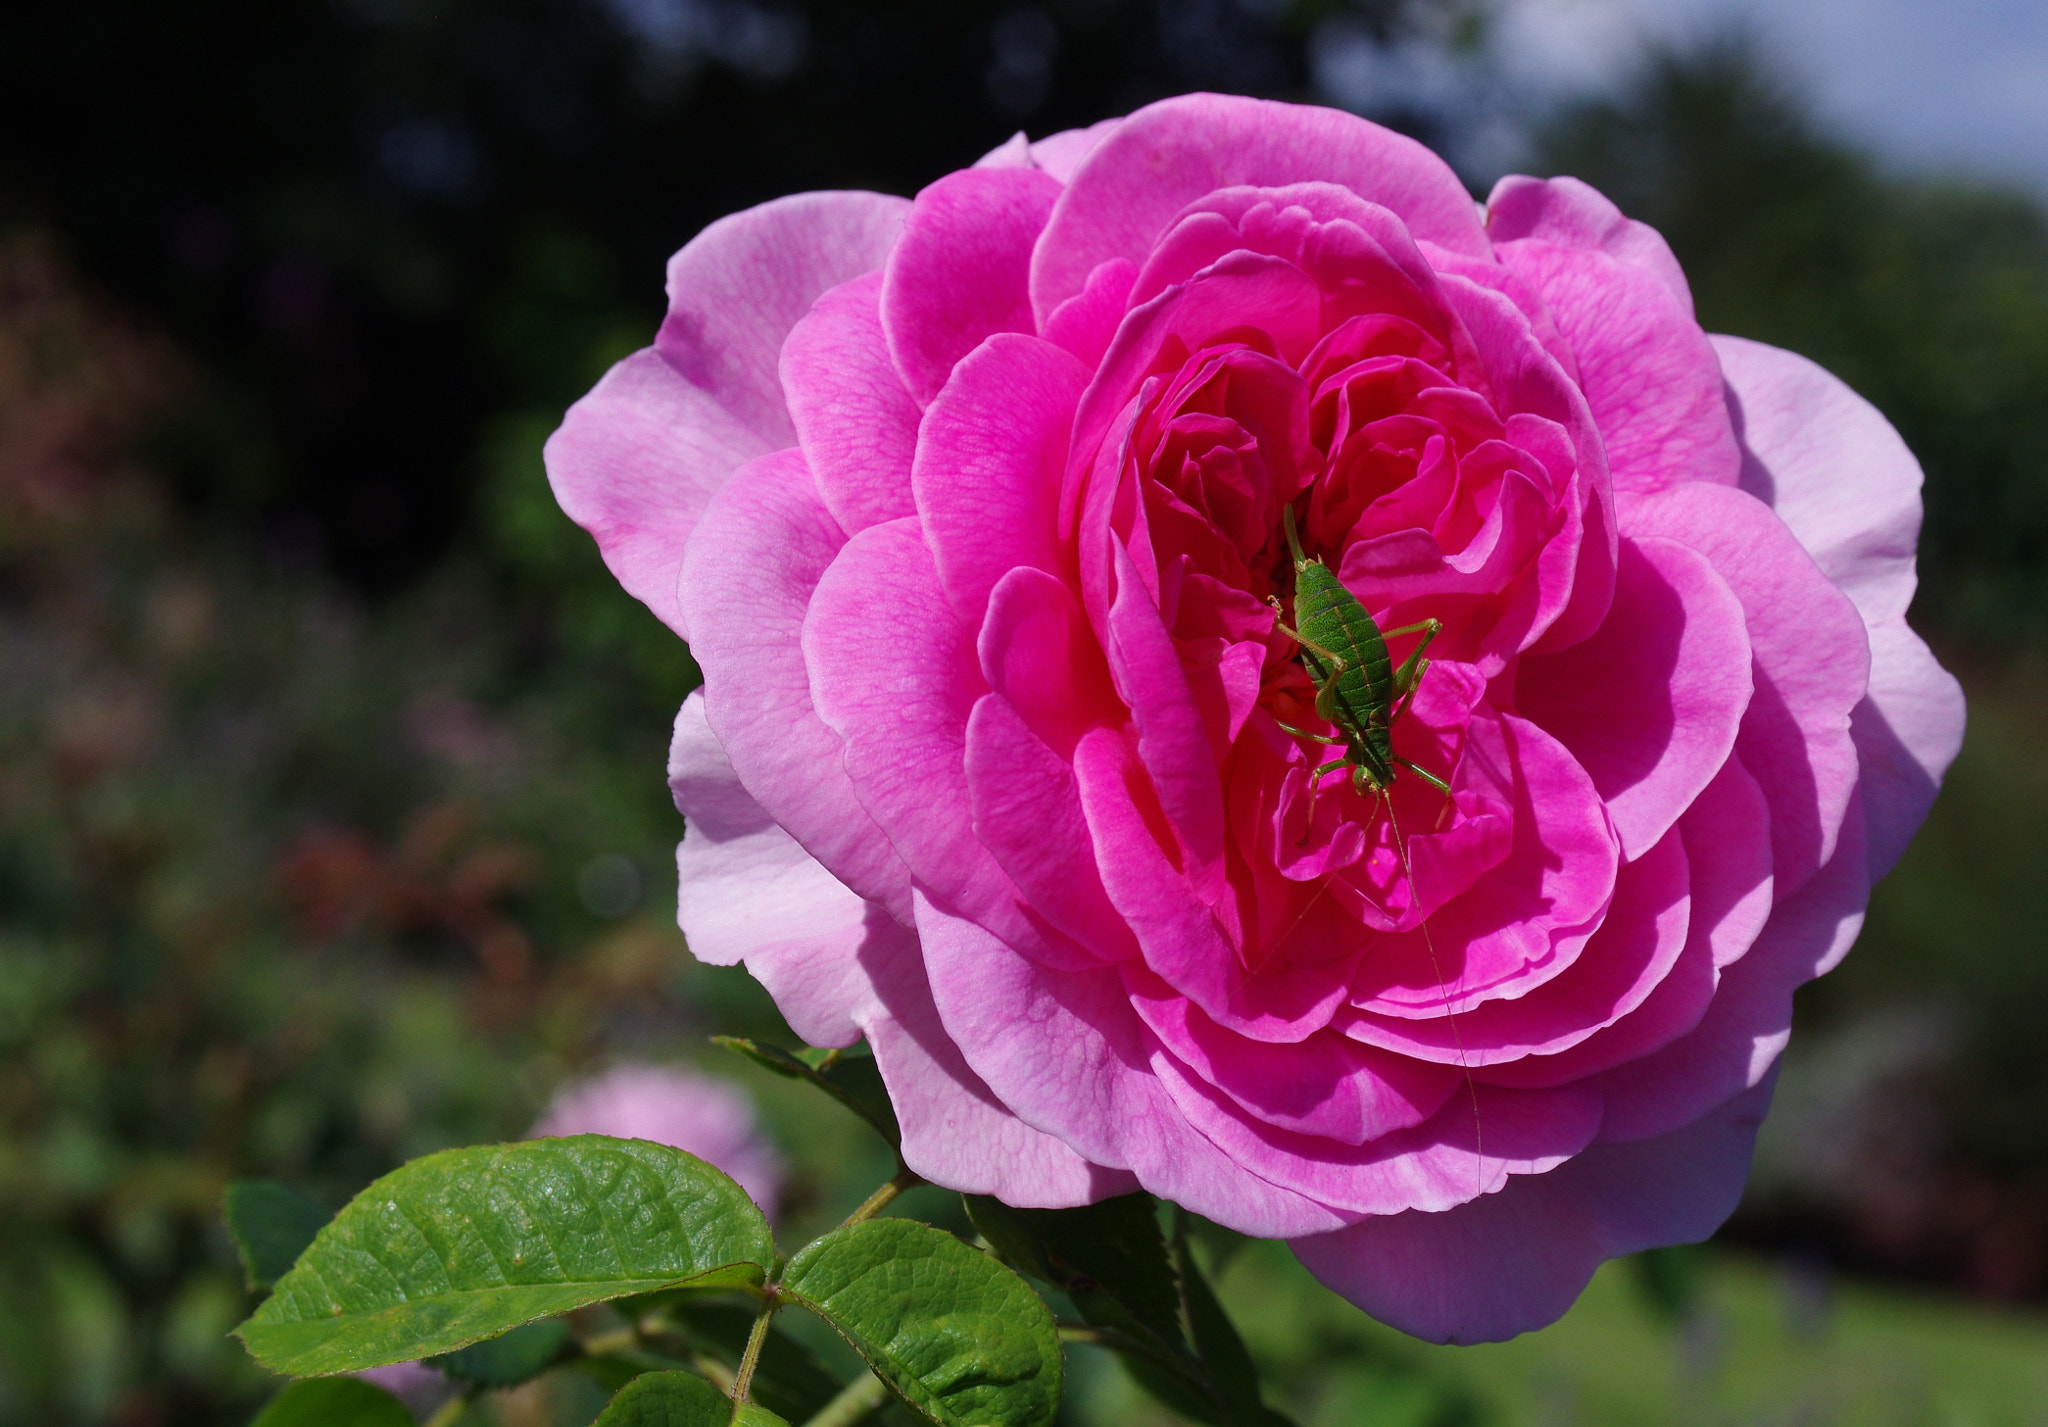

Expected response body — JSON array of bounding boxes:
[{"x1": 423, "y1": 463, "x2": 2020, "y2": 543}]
[{"x1": 1298, "y1": 757, "x2": 1348, "y2": 843}]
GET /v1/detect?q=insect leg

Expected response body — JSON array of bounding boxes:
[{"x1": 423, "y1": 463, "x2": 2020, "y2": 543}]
[
  {"x1": 1266, "y1": 593, "x2": 1351, "y2": 672},
  {"x1": 1385, "y1": 617, "x2": 1442, "y2": 697},
  {"x1": 1274, "y1": 719, "x2": 1344, "y2": 745},
  {"x1": 1393, "y1": 755, "x2": 1452, "y2": 797},
  {"x1": 1300, "y1": 757, "x2": 1349, "y2": 840}
]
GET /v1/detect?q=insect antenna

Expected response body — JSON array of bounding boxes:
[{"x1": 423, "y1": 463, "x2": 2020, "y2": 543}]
[{"x1": 1382, "y1": 791, "x2": 1484, "y2": 1199}]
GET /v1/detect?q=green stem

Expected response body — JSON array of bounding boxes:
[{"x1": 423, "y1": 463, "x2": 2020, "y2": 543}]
[
  {"x1": 798, "y1": 1371, "x2": 888, "y2": 1427},
  {"x1": 730, "y1": 1289, "x2": 780, "y2": 1406},
  {"x1": 841, "y1": 1166, "x2": 921, "y2": 1228}
]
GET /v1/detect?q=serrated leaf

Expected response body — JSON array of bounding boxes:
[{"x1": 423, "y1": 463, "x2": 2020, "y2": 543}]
[
  {"x1": 425, "y1": 1317, "x2": 569, "y2": 1386},
  {"x1": 248, "y1": 1377, "x2": 414, "y2": 1427},
  {"x1": 226, "y1": 1180, "x2": 333, "y2": 1292},
  {"x1": 590, "y1": 1370, "x2": 730, "y2": 1426},
  {"x1": 715, "y1": 1038, "x2": 900, "y2": 1148},
  {"x1": 782, "y1": 1218, "x2": 1059, "y2": 1427},
  {"x1": 236, "y1": 1136, "x2": 776, "y2": 1377}
]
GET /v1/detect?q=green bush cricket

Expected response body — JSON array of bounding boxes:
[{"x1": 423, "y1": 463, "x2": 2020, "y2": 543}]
[{"x1": 1268, "y1": 503, "x2": 1482, "y2": 1172}]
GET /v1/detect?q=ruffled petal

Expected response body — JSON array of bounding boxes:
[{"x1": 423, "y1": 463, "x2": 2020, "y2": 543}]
[
  {"x1": 668, "y1": 690, "x2": 888, "y2": 1048},
  {"x1": 883, "y1": 167, "x2": 1063, "y2": 405},
  {"x1": 1622, "y1": 482, "x2": 1869, "y2": 899},
  {"x1": 657, "y1": 191, "x2": 909, "y2": 448},
  {"x1": 781, "y1": 272, "x2": 921, "y2": 534},
  {"x1": 678, "y1": 448, "x2": 913, "y2": 920},
  {"x1": 1594, "y1": 792, "x2": 1868, "y2": 1143},
  {"x1": 1492, "y1": 237, "x2": 1739, "y2": 494},
  {"x1": 1031, "y1": 92, "x2": 1489, "y2": 325},
  {"x1": 1485, "y1": 175, "x2": 1694, "y2": 313},
  {"x1": 1515, "y1": 535, "x2": 1752, "y2": 861},
  {"x1": 1713, "y1": 334, "x2": 1965, "y2": 879},
  {"x1": 918, "y1": 894, "x2": 1353, "y2": 1238},
  {"x1": 1291, "y1": 1073, "x2": 1776, "y2": 1345},
  {"x1": 546, "y1": 348, "x2": 770, "y2": 639},
  {"x1": 862, "y1": 929, "x2": 1139, "y2": 1205}
]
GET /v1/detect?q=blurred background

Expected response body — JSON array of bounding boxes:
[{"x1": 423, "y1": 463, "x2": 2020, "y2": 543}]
[{"x1": 3, "y1": 0, "x2": 2046, "y2": 1422}]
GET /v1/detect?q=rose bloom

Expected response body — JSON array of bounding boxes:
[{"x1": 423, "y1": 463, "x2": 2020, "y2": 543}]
[
  {"x1": 529, "y1": 1064, "x2": 784, "y2": 1215},
  {"x1": 548, "y1": 95, "x2": 1963, "y2": 1342}
]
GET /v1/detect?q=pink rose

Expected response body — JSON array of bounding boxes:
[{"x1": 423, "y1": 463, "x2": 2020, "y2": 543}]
[
  {"x1": 528, "y1": 1064, "x2": 784, "y2": 1214},
  {"x1": 547, "y1": 94, "x2": 1963, "y2": 1342}
]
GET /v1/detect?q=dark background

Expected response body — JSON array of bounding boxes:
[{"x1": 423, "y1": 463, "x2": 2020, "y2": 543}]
[{"x1": 3, "y1": 1, "x2": 2047, "y2": 1422}]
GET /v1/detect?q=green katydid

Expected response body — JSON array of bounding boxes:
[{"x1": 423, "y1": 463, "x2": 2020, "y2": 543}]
[
  {"x1": 1268, "y1": 503, "x2": 1482, "y2": 1171},
  {"x1": 1267, "y1": 504, "x2": 1451, "y2": 827}
]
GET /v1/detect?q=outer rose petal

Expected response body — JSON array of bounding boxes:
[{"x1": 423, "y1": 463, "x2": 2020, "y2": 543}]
[
  {"x1": 1030, "y1": 92, "x2": 1489, "y2": 325},
  {"x1": 679, "y1": 448, "x2": 913, "y2": 922},
  {"x1": 1594, "y1": 794, "x2": 1869, "y2": 1143},
  {"x1": 1714, "y1": 334, "x2": 1966, "y2": 878},
  {"x1": 549, "y1": 191, "x2": 908, "y2": 637},
  {"x1": 546, "y1": 349, "x2": 769, "y2": 640},
  {"x1": 1491, "y1": 236, "x2": 1740, "y2": 494},
  {"x1": 673, "y1": 692, "x2": 1123, "y2": 1203},
  {"x1": 1291, "y1": 1073, "x2": 1776, "y2": 1345},
  {"x1": 658, "y1": 192, "x2": 910, "y2": 450},
  {"x1": 1622, "y1": 482, "x2": 1870, "y2": 898},
  {"x1": 669, "y1": 689, "x2": 883, "y2": 1047},
  {"x1": 862, "y1": 936, "x2": 1140, "y2": 1206}
]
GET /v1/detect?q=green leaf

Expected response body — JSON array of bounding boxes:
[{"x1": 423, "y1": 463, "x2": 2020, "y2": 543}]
[
  {"x1": 425, "y1": 1317, "x2": 569, "y2": 1386},
  {"x1": 715, "y1": 1038, "x2": 900, "y2": 1149},
  {"x1": 782, "y1": 1218, "x2": 1060, "y2": 1427},
  {"x1": 658, "y1": 1298, "x2": 845, "y2": 1422},
  {"x1": 225, "y1": 1180, "x2": 332, "y2": 1292},
  {"x1": 590, "y1": 1370, "x2": 730, "y2": 1427},
  {"x1": 967, "y1": 1193, "x2": 1214, "y2": 1422},
  {"x1": 1173, "y1": 1227, "x2": 1292, "y2": 1427},
  {"x1": 236, "y1": 1135, "x2": 776, "y2": 1377},
  {"x1": 247, "y1": 1377, "x2": 414, "y2": 1427},
  {"x1": 733, "y1": 1405, "x2": 790, "y2": 1427}
]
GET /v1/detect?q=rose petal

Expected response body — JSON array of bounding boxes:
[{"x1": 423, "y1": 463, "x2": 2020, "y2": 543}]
[
  {"x1": 1343, "y1": 822, "x2": 1690, "y2": 1066},
  {"x1": 1713, "y1": 334, "x2": 1965, "y2": 878},
  {"x1": 1494, "y1": 238, "x2": 1740, "y2": 494},
  {"x1": 669, "y1": 690, "x2": 886, "y2": 1048},
  {"x1": 782, "y1": 271, "x2": 921, "y2": 534},
  {"x1": 1031, "y1": 92, "x2": 1488, "y2": 324},
  {"x1": 862, "y1": 930, "x2": 1139, "y2": 1205},
  {"x1": 546, "y1": 348, "x2": 771, "y2": 639},
  {"x1": 678, "y1": 448, "x2": 913, "y2": 920},
  {"x1": 1478, "y1": 757, "x2": 1775, "y2": 1088},
  {"x1": 1515, "y1": 534, "x2": 1752, "y2": 861},
  {"x1": 1485, "y1": 175, "x2": 1695, "y2": 312},
  {"x1": 657, "y1": 191, "x2": 909, "y2": 447},
  {"x1": 917, "y1": 333, "x2": 1091, "y2": 626},
  {"x1": 1292, "y1": 1073, "x2": 1776, "y2": 1344},
  {"x1": 883, "y1": 167, "x2": 1063, "y2": 405},
  {"x1": 917, "y1": 892, "x2": 1352, "y2": 1238},
  {"x1": 1594, "y1": 791, "x2": 1869, "y2": 1143},
  {"x1": 1622, "y1": 483, "x2": 1868, "y2": 898},
  {"x1": 806, "y1": 518, "x2": 1086, "y2": 967}
]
